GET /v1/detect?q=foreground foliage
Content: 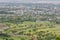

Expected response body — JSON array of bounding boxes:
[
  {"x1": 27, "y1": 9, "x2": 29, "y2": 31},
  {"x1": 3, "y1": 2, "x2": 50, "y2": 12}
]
[{"x1": 0, "y1": 21, "x2": 60, "y2": 40}]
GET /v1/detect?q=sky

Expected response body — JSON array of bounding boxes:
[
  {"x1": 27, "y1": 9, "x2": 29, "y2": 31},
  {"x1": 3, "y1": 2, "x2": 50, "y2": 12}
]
[{"x1": 0, "y1": 0, "x2": 60, "y2": 4}]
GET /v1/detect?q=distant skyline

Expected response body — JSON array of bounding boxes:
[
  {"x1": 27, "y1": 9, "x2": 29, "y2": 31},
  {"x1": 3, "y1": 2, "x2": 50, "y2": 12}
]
[{"x1": 0, "y1": 0, "x2": 60, "y2": 4}]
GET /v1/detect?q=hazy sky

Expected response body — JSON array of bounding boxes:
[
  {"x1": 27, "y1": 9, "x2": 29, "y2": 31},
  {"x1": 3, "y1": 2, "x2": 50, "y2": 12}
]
[{"x1": 0, "y1": 0, "x2": 60, "y2": 4}]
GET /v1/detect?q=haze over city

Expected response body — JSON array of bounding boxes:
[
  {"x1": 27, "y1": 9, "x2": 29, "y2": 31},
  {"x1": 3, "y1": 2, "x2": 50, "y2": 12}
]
[{"x1": 0, "y1": 0, "x2": 60, "y2": 4}]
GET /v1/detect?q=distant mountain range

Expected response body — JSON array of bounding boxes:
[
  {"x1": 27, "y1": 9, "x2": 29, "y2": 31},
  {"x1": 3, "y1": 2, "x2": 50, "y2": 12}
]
[{"x1": 0, "y1": 3, "x2": 60, "y2": 7}]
